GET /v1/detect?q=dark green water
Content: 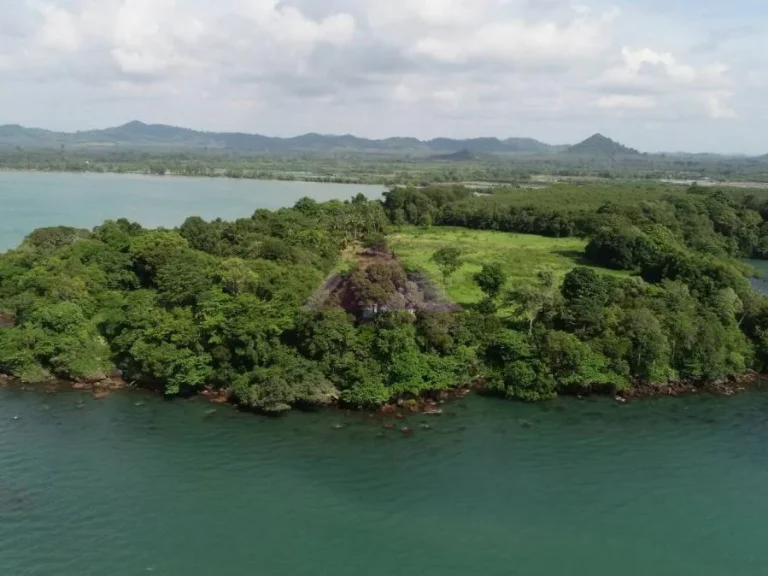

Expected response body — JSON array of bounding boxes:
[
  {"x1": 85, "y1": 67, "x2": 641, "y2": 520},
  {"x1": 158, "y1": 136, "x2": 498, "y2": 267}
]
[
  {"x1": 2, "y1": 387, "x2": 767, "y2": 576},
  {"x1": 0, "y1": 172, "x2": 383, "y2": 251}
]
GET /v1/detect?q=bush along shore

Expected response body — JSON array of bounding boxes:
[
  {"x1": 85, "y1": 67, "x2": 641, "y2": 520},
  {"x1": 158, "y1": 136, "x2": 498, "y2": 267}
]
[{"x1": 4, "y1": 185, "x2": 768, "y2": 413}]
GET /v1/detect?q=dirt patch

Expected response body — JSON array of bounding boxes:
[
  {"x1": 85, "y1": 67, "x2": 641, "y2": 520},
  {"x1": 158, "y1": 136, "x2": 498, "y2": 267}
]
[{"x1": 0, "y1": 312, "x2": 16, "y2": 328}]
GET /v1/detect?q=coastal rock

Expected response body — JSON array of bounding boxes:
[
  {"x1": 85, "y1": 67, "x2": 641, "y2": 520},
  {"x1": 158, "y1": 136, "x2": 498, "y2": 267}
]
[
  {"x1": 200, "y1": 387, "x2": 231, "y2": 405},
  {"x1": 624, "y1": 371, "x2": 760, "y2": 399}
]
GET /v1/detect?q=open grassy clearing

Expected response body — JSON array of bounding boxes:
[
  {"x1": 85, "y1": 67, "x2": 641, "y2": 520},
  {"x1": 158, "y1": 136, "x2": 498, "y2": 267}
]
[{"x1": 389, "y1": 226, "x2": 625, "y2": 306}]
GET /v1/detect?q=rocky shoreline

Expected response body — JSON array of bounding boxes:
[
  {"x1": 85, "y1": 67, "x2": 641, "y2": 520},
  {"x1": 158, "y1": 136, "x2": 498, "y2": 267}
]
[
  {"x1": 621, "y1": 371, "x2": 760, "y2": 399},
  {"x1": 0, "y1": 373, "x2": 128, "y2": 399},
  {"x1": 1, "y1": 371, "x2": 764, "y2": 412}
]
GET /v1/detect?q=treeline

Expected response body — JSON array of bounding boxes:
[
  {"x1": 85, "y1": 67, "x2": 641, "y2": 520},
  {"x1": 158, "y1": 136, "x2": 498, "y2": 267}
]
[
  {"x1": 490, "y1": 263, "x2": 767, "y2": 400},
  {"x1": 0, "y1": 149, "x2": 531, "y2": 186},
  {"x1": 4, "y1": 145, "x2": 768, "y2": 183},
  {"x1": 384, "y1": 184, "x2": 768, "y2": 258}
]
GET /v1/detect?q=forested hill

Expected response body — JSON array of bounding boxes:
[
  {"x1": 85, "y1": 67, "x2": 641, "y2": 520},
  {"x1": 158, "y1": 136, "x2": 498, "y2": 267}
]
[
  {"x1": 0, "y1": 121, "x2": 561, "y2": 156},
  {"x1": 565, "y1": 134, "x2": 641, "y2": 157}
]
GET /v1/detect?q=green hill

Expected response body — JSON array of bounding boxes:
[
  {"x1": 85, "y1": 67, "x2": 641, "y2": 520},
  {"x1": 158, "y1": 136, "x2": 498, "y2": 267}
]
[
  {"x1": 564, "y1": 134, "x2": 640, "y2": 157},
  {"x1": 0, "y1": 121, "x2": 558, "y2": 156}
]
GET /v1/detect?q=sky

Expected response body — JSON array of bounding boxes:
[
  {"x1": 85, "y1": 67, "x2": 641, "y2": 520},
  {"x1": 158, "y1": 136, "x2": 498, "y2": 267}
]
[{"x1": 1, "y1": 0, "x2": 767, "y2": 154}]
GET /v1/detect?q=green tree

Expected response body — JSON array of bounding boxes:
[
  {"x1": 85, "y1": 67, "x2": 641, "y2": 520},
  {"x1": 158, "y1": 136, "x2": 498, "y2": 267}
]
[
  {"x1": 506, "y1": 270, "x2": 558, "y2": 335},
  {"x1": 431, "y1": 246, "x2": 463, "y2": 287},
  {"x1": 474, "y1": 263, "x2": 507, "y2": 300},
  {"x1": 130, "y1": 230, "x2": 189, "y2": 285},
  {"x1": 155, "y1": 250, "x2": 216, "y2": 306},
  {"x1": 618, "y1": 308, "x2": 670, "y2": 383},
  {"x1": 347, "y1": 262, "x2": 407, "y2": 311}
]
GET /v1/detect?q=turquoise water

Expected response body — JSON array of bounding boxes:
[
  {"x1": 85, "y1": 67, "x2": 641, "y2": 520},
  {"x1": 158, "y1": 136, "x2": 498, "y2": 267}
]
[
  {"x1": 1, "y1": 387, "x2": 767, "y2": 576},
  {"x1": 0, "y1": 172, "x2": 383, "y2": 251}
]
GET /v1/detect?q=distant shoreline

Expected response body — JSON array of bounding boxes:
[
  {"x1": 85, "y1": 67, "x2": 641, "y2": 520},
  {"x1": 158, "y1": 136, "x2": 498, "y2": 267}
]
[
  {"x1": 4, "y1": 167, "x2": 767, "y2": 192},
  {"x1": 0, "y1": 167, "x2": 387, "y2": 186}
]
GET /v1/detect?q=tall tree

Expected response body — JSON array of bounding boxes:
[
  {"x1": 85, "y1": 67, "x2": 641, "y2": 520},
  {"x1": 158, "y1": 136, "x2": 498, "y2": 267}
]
[
  {"x1": 506, "y1": 270, "x2": 557, "y2": 335},
  {"x1": 431, "y1": 246, "x2": 463, "y2": 287},
  {"x1": 474, "y1": 263, "x2": 507, "y2": 300}
]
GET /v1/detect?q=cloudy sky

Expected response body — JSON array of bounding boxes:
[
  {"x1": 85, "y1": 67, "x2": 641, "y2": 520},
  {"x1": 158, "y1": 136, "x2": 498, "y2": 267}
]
[{"x1": 1, "y1": 0, "x2": 767, "y2": 153}]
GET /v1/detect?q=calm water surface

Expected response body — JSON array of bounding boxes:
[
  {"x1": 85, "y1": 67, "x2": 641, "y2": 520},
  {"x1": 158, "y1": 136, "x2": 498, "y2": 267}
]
[
  {"x1": 1, "y1": 388, "x2": 768, "y2": 576},
  {"x1": 0, "y1": 172, "x2": 383, "y2": 251}
]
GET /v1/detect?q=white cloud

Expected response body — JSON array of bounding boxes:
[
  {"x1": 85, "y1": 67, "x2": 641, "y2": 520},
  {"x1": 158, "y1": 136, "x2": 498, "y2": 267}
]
[
  {"x1": 0, "y1": 0, "x2": 764, "y2": 153},
  {"x1": 706, "y1": 92, "x2": 737, "y2": 119},
  {"x1": 402, "y1": 4, "x2": 618, "y2": 67},
  {"x1": 592, "y1": 46, "x2": 737, "y2": 122},
  {"x1": 598, "y1": 95, "x2": 656, "y2": 109},
  {"x1": 32, "y1": 2, "x2": 80, "y2": 51},
  {"x1": 409, "y1": 16, "x2": 616, "y2": 66},
  {"x1": 367, "y1": 0, "x2": 495, "y2": 28},
  {"x1": 600, "y1": 47, "x2": 729, "y2": 90}
]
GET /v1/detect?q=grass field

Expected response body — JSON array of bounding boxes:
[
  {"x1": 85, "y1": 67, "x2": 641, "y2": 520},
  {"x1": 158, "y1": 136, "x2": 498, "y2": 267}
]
[{"x1": 389, "y1": 226, "x2": 623, "y2": 306}]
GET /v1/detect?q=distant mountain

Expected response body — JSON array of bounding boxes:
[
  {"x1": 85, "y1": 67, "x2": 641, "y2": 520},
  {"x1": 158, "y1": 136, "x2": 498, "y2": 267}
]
[
  {"x1": 425, "y1": 137, "x2": 555, "y2": 154},
  {"x1": 564, "y1": 134, "x2": 640, "y2": 157},
  {"x1": 0, "y1": 121, "x2": 559, "y2": 156}
]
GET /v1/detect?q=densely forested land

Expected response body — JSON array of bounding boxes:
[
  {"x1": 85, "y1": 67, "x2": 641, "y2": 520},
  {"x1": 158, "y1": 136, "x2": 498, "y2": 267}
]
[
  {"x1": 5, "y1": 182, "x2": 768, "y2": 410},
  {"x1": 3, "y1": 146, "x2": 768, "y2": 186}
]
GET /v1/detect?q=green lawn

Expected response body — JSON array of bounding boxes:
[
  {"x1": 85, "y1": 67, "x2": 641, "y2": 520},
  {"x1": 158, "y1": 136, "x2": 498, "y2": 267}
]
[{"x1": 390, "y1": 226, "x2": 623, "y2": 306}]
